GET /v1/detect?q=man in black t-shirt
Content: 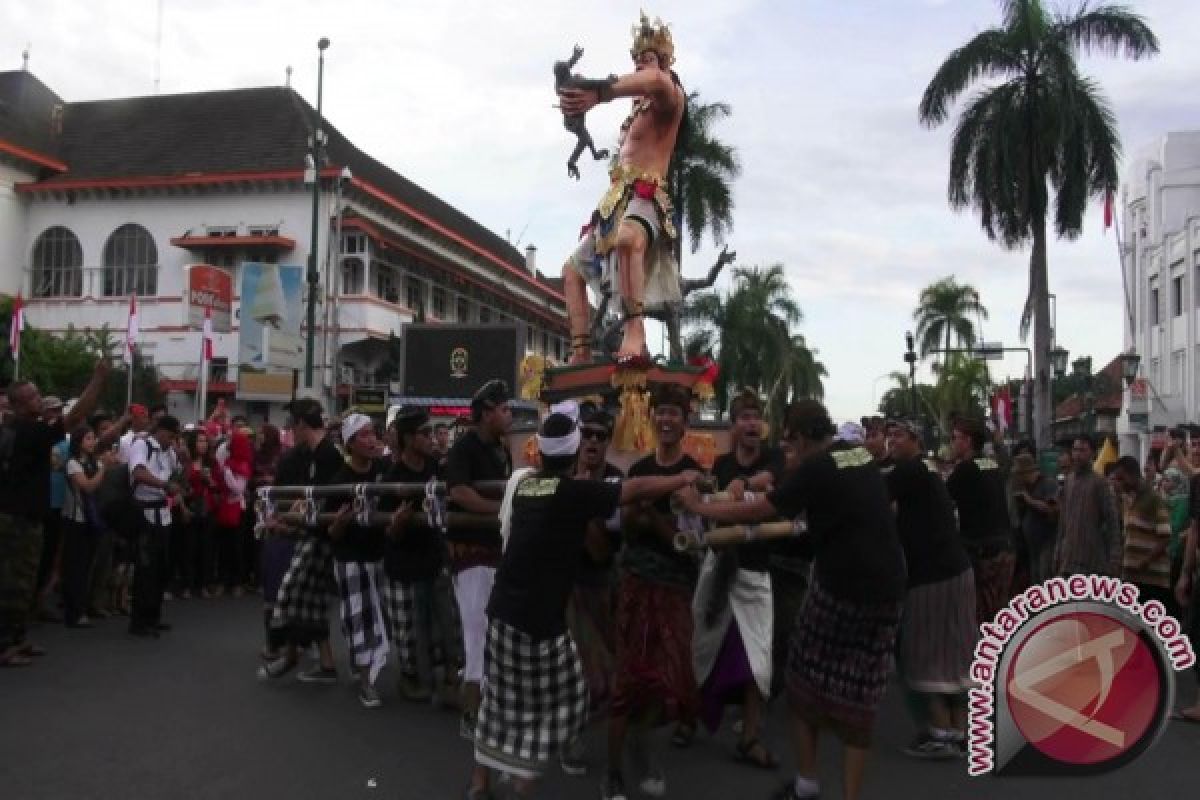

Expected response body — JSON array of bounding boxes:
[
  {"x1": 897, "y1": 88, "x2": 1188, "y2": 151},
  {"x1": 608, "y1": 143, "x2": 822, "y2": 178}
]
[
  {"x1": 0, "y1": 360, "x2": 108, "y2": 667},
  {"x1": 445, "y1": 380, "x2": 513, "y2": 738},
  {"x1": 566, "y1": 406, "x2": 624, "y2": 730},
  {"x1": 679, "y1": 399, "x2": 906, "y2": 800},
  {"x1": 606, "y1": 383, "x2": 703, "y2": 800},
  {"x1": 326, "y1": 413, "x2": 393, "y2": 709},
  {"x1": 693, "y1": 389, "x2": 783, "y2": 767},
  {"x1": 946, "y1": 417, "x2": 1015, "y2": 628},
  {"x1": 886, "y1": 419, "x2": 976, "y2": 759},
  {"x1": 470, "y1": 406, "x2": 698, "y2": 799},
  {"x1": 259, "y1": 397, "x2": 345, "y2": 684},
  {"x1": 379, "y1": 409, "x2": 452, "y2": 704}
]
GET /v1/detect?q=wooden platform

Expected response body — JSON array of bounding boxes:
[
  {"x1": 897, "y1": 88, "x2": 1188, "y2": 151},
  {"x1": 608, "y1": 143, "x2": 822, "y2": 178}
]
[{"x1": 540, "y1": 360, "x2": 705, "y2": 403}]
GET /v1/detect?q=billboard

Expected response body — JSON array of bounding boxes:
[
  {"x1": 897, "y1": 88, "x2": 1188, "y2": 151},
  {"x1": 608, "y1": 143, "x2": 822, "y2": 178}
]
[
  {"x1": 400, "y1": 323, "x2": 523, "y2": 398},
  {"x1": 186, "y1": 265, "x2": 233, "y2": 333},
  {"x1": 238, "y1": 263, "x2": 304, "y2": 401}
]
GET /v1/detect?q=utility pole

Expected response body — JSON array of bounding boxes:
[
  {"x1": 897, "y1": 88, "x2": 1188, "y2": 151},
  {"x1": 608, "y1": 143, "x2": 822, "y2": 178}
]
[{"x1": 304, "y1": 37, "x2": 330, "y2": 389}]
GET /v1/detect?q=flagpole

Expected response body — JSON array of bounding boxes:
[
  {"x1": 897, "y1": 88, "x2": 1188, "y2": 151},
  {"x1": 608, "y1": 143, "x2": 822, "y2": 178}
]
[
  {"x1": 198, "y1": 308, "x2": 210, "y2": 424},
  {"x1": 125, "y1": 293, "x2": 136, "y2": 408},
  {"x1": 1108, "y1": 190, "x2": 1136, "y2": 341}
]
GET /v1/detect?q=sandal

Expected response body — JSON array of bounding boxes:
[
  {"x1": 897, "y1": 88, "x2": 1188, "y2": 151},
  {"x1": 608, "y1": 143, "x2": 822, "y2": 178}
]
[
  {"x1": 1170, "y1": 709, "x2": 1200, "y2": 725},
  {"x1": 735, "y1": 738, "x2": 780, "y2": 770},
  {"x1": 0, "y1": 649, "x2": 33, "y2": 667},
  {"x1": 670, "y1": 722, "x2": 696, "y2": 748}
]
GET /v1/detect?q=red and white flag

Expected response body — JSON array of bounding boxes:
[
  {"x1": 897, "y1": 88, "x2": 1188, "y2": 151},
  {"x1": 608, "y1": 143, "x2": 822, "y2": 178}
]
[
  {"x1": 1103, "y1": 188, "x2": 1115, "y2": 232},
  {"x1": 124, "y1": 294, "x2": 139, "y2": 365},
  {"x1": 9, "y1": 293, "x2": 23, "y2": 358},
  {"x1": 202, "y1": 306, "x2": 214, "y2": 362},
  {"x1": 991, "y1": 385, "x2": 1013, "y2": 433}
]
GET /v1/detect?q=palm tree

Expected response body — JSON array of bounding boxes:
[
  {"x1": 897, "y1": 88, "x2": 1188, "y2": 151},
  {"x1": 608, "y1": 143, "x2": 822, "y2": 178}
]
[
  {"x1": 918, "y1": 0, "x2": 1157, "y2": 445},
  {"x1": 682, "y1": 264, "x2": 809, "y2": 417},
  {"x1": 765, "y1": 333, "x2": 827, "y2": 427},
  {"x1": 668, "y1": 92, "x2": 741, "y2": 266},
  {"x1": 913, "y1": 277, "x2": 989, "y2": 359}
]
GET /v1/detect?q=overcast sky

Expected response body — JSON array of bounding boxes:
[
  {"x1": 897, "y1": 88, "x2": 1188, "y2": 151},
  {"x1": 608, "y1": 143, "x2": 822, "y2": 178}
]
[{"x1": 3, "y1": 0, "x2": 1195, "y2": 420}]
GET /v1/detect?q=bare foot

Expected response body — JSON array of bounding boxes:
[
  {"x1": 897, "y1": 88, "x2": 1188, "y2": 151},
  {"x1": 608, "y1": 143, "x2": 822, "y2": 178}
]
[
  {"x1": 616, "y1": 318, "x2": 648, "y2": 363},
  {"x1": 569, "y1": 349, "x2": 592, "y2": 366}
]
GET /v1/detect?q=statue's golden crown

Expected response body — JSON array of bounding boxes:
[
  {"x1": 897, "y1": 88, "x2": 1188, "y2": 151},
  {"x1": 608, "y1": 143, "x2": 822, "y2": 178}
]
[{"x1": 630, "y1": 11, "x2": 674, "y2": 67}]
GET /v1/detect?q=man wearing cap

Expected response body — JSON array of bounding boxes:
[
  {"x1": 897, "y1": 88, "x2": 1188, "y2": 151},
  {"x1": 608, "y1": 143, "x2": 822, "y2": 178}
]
[
  {"x1": 0, "y1": 361, "x2": 108, "y2": 667},
  {"x1": 1012, "y1": 453, "x2": 1058, "y2": 584},
  {"x1": 468, "y1": 403, "x2": 699, "y2": 799},
  {"x1": 380, "y1": 409, "x2": 453, "y2": 703},
  {"x1": 326, "y1": 414, "x2": 393, "y2": 708},
  {"x1": 260, "y1": 396, "x2": 345, "y2": 683},
  {"x1": 605, "y1": 383, "x2": 704, "y2": 800},
  {"x1": 127, "y1": 415, "x2": 185, "y2": 637},
  {"x1": 692, "y1": 389, "x2": 785, "y2": 768},
  {"x1": 445, "y1": 379, "x2": 514, "y2": 737},
  {"x1": 118, "y1": 405, "x2": 152, "y2": 464},
  {"x1": 886, "y1": 419, "x2": 976, "y2": 759}
]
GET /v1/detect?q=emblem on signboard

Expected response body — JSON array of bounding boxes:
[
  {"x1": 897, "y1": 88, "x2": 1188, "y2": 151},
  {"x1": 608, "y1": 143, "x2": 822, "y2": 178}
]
[{"x1": 450, "y1": 347, "x2": 468, "y2": 378}]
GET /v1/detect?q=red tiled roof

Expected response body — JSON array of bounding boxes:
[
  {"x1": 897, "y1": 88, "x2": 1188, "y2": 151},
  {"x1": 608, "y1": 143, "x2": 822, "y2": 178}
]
[{"x1": 1054, "y1": 355, "x2": 1123, "y2": 419}]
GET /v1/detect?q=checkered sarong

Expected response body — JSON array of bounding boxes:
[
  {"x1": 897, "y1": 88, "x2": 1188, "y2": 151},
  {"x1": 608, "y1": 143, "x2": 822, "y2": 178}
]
[
  {"x1": 333, "y1": 560, "x2": 390, "y2": 684},
  {"x1": 271, "y1": 535, "x2": 336, "y2": 641},
  {"x1": 474, "y1": 619, "x2": 588, "y2": 779},
  {"x1": 380, "y1": 578, "x2": 417, "y2": 675}
]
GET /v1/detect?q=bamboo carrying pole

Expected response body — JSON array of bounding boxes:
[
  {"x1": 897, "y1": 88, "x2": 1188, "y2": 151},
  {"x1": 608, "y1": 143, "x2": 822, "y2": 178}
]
[
  {"x1": 673, "y1": 520, "x2": 804, "y2": 553},
  {"x1": 267, "y1": 511, "x2": 498, "y2": 531},
  {"x1": 259, "y1": 480, "x2": 510, "y2": 499}
]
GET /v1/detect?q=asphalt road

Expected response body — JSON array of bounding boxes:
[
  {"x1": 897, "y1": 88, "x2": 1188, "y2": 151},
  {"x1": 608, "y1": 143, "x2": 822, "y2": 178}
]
[{"x1": 2, "y1": 596, "x2": 1197, "y2": 799}]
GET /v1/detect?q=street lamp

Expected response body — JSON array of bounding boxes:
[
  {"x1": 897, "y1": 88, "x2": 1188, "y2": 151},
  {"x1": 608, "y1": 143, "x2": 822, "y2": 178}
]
[
  {"x1": 1050, "y1": 345, "x2": 1069, "y2": 379},
  {"x1": 904, "y1": 331, "x2": 918, "y2": 417},
  {"x1": 1073, "y1": 356, "x2": 1095, "y2": 435},
  {"x1": 1120, "y1": 350, "x2": 1141, "y2": 387},
  {"x1": 304, "y1": 36, "x2": 331, "y2": 390}
]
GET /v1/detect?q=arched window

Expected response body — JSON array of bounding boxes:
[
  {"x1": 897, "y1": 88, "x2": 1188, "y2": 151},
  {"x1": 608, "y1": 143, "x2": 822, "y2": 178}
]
[
  {"x1": 31, "y1": 226, "x2": 83, "y2": 298},
  {"x1": 103, "y1": 224, "x2": 158, "y2": 297}
]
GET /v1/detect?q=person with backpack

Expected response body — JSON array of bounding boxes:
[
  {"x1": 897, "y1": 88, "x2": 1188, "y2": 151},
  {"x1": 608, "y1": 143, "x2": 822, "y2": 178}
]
[
  {"x1": 61, "y1": 425, "x2": 110, "y2": 628},
  {"x1": 0, "y1": 360, "x2": 109, "y2": 668},
  {"x1": 127, "y1": 415, "x2": 186, "y2": 638}
]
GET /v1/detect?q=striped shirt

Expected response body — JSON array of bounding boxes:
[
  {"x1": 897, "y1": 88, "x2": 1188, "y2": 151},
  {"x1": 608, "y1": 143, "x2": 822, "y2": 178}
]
[{"x1": 1121, "y1": 487, "x2": 1171, "y2": 589}]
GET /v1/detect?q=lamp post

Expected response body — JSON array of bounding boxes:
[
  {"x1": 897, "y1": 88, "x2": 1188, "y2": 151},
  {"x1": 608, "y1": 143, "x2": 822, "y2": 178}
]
[
  {"x1": 1120, "y1": 350, "x2": 1141, "y2": 388},
  {"x1": 304, "y1": 37, "x2": 331, "y2": 390},
  {"x1": 1072, "y1": 355, "x2": 1094, "y2": 435},
  {"x1": 904, "y1": 331, "x2": 918, "y2": 418}
]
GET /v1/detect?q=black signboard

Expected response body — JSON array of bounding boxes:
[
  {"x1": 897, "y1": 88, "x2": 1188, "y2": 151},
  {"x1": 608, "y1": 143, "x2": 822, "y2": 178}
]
[
  {"x1": 400, "y1": 323, "x2": 523, "y2": 398},
  {"x1": 352, "y1": 387, "x2": 388, "y2": 413}
]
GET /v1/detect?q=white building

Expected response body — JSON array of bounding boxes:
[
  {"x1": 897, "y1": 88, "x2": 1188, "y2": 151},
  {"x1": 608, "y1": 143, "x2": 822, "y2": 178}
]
[
  {"x1": 1118, "y1": 130, "x2": 1200, "y2": 457},
  {"x1": 0, "y1": 69, "x2": 568, "y2": 423}
]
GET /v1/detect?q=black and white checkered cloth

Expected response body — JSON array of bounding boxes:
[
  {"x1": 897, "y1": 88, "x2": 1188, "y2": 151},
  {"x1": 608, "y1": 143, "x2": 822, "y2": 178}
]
[
  {"x1": 473, "y1": 619, "x2": 588, "y2": 779},
  {"x1": 271, "y1": 535, "x2": 336, "y2": 638},
  {"x1": 333, "y1": 560, "x2": 391, "y2": 684},
  {"x1": 380, "y1": 578, "x2": 417, "y2": 675}
]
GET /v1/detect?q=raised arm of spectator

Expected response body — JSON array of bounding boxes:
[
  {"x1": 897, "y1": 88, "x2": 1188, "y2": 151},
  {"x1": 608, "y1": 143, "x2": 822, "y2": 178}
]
[{"x1": 63, "y1": 359, "x2": 111, "y2": 431}]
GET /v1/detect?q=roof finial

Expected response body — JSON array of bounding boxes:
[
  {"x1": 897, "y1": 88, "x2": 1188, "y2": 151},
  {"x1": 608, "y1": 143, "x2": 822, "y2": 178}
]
[
  {"x1": 21, "y1": 43, "x2": 30, "y2": 71},
  {"x1": 285, "y1": 65, "x2": 293, "y2": 88}
]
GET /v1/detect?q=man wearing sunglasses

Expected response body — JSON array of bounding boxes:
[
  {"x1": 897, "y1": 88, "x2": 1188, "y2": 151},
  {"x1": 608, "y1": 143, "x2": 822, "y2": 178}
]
[
  {"x1": 380, "y1": 410, "x2": 458, "y2": 705},
  {"x1": 561, "y1": 405, "x2": 624, "y2": 776}
]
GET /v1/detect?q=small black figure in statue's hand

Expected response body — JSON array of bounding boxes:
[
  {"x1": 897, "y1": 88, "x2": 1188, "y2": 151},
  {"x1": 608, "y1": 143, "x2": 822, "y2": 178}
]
[{"x1": 554, "y1": 45, "x2": 616, "y2": 180}]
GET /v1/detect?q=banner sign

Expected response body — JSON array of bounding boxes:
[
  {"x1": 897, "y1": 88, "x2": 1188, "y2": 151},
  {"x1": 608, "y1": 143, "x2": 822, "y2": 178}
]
[
  {"x1": 237, "y1": 263, "x2": 304, "y2": 401},
  {"x1": 186, "y1": 265, "x2": 233, "y2": 333}
]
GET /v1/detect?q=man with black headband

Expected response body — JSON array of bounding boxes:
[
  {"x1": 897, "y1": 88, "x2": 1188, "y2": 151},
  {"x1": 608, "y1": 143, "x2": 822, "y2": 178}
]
[
  {"x1": 259, "y1": 397, "x2": 344, "y2": 683},
  {"x1": 445, "y1": 379, "x2": 514, "y2": 738},
  {"x1": 693, "y1": 389, "x2": 784, "y2": 768},
  {"x1": 605, "y1": 382, "x2": 704, "y2": 800},
  {"x1": 468, "y1": 403, "x2": 698, "y2": 800}
]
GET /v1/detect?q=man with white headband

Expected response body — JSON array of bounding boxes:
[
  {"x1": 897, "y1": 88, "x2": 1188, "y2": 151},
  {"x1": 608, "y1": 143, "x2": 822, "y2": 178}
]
[
  {"x1": 327, "y1": 413, "x2": 394, "y2": 709},
  {"x1": 468, "y1": 404, "x2": 699, "y2": 800}
]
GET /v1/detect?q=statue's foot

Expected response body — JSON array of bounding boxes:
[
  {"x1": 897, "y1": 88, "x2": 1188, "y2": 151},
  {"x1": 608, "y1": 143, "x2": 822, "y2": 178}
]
[
  {"x1": 568, "y1": 350, "x2": 592, "y2": 366},
  {"x1": 614, "y1": 351, "x2": 653, "y2": 370}
]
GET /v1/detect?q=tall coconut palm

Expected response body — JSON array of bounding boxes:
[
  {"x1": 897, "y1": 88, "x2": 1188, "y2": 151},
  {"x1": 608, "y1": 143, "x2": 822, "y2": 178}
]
[
  {"x1": 913, "y1": 277, "x2": 989, "y2": 359},
  {"x1": 669, "y1": 92, "x2": 741, "y2": 266},
  {"x1": 919, "y1": 0, "x2": 1157, "y2": 445}
]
